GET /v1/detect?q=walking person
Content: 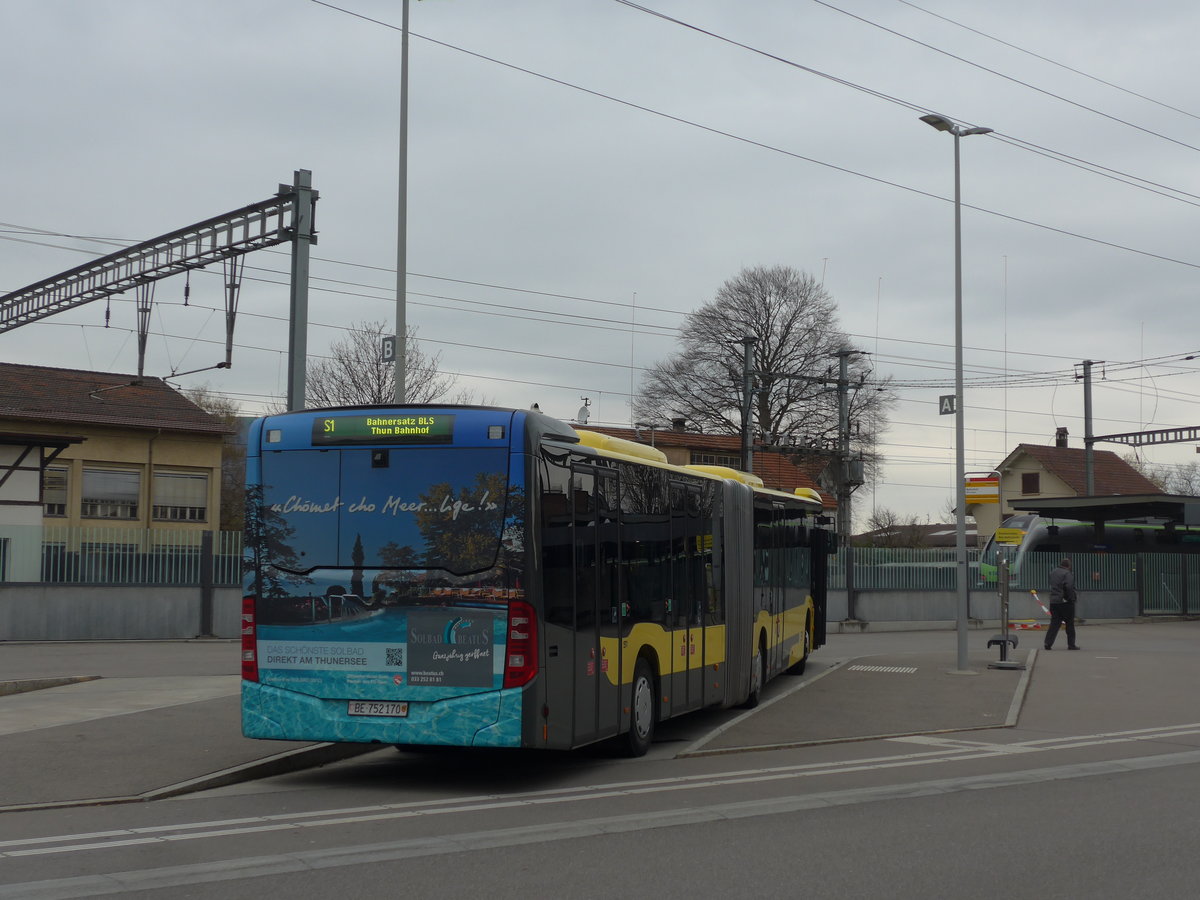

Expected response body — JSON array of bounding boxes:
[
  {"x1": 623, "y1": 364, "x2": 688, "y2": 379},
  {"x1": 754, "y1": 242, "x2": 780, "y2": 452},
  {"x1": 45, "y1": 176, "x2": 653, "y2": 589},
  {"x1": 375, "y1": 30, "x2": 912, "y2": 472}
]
[{"x1": 1045, "y1": 558, "x2": 1080, "y2": 650}]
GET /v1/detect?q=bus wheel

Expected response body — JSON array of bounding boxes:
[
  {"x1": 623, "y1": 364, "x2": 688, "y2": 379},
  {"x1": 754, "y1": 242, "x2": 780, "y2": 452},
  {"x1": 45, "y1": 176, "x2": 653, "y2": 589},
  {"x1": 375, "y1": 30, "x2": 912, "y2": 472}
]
[
  {"x1": 742, "y1": 641, "x2": 766, "y2": 708},
  {"x1": 786, "y1": 624, "x2": 811, "y2": 676},
  {"x1": 625, "y1": 658, "x2": 657, "y2": 757}
]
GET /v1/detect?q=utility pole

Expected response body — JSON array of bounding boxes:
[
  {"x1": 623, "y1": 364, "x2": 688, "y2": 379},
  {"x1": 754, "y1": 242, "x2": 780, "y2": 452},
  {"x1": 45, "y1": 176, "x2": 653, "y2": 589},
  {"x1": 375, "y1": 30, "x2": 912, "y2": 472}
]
[
  {"x1": 835, "y1": 349, "x2": 864, "y2": 621},
  {"x1": 1081, "y1": 359, "x2": 1095, "y2": 495},
  {"x1": 740, "y1": 335, "x2": 758, "y2": 473},
  {"x1": 394, "y1": 0, "x2": 412, "y2": 404},
  {"x1": 758, "y1": 348, "x2": 865, "y2": 621},
  {"x1": 286, "y1": 169, "x2": 316, "y2": 411}
]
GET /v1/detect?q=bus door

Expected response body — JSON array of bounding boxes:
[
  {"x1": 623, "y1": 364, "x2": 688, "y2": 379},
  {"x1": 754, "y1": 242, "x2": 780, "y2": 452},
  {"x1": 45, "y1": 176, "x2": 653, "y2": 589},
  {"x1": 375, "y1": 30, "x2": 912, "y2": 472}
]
[
  {"x1": 671, "y1": 482, "x2": 704, "y2": 712},
  {"x1": 756, "y1": 501, "x2": 786, "y2": 677},
  {"x1": 571, "y1": 465, "x2": 622, "y2": 745},
  {"x1": 698, "y1": 484, "x2": 723, "y2": 705}
]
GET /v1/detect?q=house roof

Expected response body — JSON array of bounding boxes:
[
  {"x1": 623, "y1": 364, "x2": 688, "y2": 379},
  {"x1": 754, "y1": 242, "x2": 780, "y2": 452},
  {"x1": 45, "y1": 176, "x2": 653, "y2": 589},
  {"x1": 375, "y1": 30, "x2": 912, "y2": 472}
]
[
  {"x1": 1002, "y1": 443, "x2": 1161, "y2": 496},
  {"x1": 581, "y1": 424, "x2": 828, "y2": 500},
  {"x1": 0, "y1": 363, "x2": 233, "y2": 436}
]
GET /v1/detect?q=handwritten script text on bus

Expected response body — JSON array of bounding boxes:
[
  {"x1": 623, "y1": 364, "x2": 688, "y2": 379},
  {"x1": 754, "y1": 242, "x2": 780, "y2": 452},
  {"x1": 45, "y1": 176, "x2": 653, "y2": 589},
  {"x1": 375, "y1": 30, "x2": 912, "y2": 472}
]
[{"x1": 270, "y1": 491, "x2": 499, "y2": 520}]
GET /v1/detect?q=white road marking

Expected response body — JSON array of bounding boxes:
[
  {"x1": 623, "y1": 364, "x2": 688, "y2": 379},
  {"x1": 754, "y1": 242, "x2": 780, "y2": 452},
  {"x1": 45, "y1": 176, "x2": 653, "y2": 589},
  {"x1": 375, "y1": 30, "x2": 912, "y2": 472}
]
[
  {"x1": 3, "y1": 748, "x2": 1200, "y2": 899},
  {"x1": 3, "y1": 721, "x2": 1198, "y2": 860}
]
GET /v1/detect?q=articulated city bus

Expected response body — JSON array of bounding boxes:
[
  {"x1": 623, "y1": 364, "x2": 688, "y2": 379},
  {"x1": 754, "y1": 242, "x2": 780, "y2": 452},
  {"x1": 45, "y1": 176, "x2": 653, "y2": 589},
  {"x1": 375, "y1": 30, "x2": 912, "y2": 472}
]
[{"x1": 241, "y1": 405, "x2": 831, "y2": 756}]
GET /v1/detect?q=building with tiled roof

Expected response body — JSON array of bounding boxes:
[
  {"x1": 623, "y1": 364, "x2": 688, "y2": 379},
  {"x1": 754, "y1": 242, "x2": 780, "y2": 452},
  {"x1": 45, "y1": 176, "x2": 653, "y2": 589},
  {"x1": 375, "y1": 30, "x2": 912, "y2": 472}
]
[
  {"x1": 0, "y1": 363, "x2": 231, "y2": 436},
  {"x1": 580, "y1": 422, "x2": 833, "y2": 510},
  {"x1": 971, "y1": 439, "x2": 1163, "y2": 541},
  {"x1": 0, "y1": 363, "x2": 232, "y2": 553}
]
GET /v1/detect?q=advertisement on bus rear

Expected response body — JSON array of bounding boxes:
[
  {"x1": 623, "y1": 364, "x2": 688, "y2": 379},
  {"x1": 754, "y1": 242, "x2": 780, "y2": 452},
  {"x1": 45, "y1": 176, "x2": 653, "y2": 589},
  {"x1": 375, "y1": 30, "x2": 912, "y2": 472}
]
[{"x1": 255, "y1": 604, "x2": 506, "y2": 698}]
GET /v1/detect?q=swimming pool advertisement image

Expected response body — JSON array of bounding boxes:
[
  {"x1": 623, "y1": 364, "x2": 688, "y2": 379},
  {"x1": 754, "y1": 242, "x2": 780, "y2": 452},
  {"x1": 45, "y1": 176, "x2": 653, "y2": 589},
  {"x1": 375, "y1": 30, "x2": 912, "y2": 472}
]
[{"x1": 245, "y1": 446, "x2": 525, "y2": 701}]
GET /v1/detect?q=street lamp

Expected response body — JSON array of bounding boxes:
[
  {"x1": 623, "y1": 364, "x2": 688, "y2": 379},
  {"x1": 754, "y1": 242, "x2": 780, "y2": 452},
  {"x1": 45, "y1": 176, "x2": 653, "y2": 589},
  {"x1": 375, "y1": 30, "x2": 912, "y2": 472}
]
[
  {"x1": 920, "y1": 113, "x2": 992, "y2": 673},
  {"x1": 394, "y1": 0, "x2": 413, "y2": 403}
]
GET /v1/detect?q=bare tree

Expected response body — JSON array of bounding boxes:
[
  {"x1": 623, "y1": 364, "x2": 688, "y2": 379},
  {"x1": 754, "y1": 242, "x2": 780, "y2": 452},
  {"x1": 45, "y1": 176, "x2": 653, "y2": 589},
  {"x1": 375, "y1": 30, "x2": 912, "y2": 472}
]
[
  {"x1": 1123, "y1": 454, "x2": 1200, "y2": 495},
  {"x1": 859, "y1": 507, "x2": 931, "y2": 547},
  {"x1": 940, "y1": 495, "x2": 975, "y2": 525},
  {"x1": 634, "y1": 265, "x2": 893, "y2": 474},
  {"x1": 306, "y1": 321, "x2": 477, "y2": 407}
]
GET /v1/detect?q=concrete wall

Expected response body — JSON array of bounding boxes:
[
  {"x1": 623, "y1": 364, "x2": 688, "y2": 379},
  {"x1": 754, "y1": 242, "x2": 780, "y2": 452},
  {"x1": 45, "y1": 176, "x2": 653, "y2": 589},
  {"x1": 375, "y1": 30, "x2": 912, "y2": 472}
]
[{"x1": 0, "y1": 585, "x2": 241, "y2": 641}]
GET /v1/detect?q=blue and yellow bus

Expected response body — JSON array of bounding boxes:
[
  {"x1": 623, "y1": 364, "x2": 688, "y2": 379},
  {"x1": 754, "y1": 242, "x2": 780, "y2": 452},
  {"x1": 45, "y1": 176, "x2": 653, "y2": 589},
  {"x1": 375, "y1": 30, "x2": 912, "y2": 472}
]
[{"x1": 241, "y1": 405, "x2": 831, "y2": 756}]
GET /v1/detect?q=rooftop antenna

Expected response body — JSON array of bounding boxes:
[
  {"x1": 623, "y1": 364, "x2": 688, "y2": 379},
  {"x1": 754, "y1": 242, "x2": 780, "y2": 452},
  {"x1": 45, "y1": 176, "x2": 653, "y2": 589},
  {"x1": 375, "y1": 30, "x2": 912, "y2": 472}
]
[{"x1": 576, "y1": 397, "x2": 591, "y2": 425}]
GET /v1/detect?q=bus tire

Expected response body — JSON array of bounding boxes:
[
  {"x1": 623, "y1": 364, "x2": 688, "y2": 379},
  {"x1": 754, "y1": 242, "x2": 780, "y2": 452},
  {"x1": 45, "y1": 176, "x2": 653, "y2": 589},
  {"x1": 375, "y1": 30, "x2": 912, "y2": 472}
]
[
  {"x1": 786, "y1": 621, "x2": 811, "y2": 676},
  {"x1": 625, "y1": 658, "x2": 657, "y2": 757},
  {"x1": 742, "y1": 638, "x2": 766, "y2": 708}
]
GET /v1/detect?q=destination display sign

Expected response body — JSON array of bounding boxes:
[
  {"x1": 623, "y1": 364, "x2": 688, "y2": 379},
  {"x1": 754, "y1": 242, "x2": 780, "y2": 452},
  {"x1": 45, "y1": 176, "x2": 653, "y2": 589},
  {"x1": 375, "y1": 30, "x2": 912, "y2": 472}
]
[
  {"x1": 311, "y1": 414, "x2": 455, "y2": 446},
  {"x1": 994, "y1": 528, "x2": 1026, "y2": 545}
]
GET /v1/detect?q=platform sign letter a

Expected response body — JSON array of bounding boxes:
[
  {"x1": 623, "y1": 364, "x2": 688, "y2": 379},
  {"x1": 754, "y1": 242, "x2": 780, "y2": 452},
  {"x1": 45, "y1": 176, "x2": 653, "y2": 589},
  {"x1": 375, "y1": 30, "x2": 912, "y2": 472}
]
[{"x1": 939, "y1": 394, "x2": 956, "y2": 415}]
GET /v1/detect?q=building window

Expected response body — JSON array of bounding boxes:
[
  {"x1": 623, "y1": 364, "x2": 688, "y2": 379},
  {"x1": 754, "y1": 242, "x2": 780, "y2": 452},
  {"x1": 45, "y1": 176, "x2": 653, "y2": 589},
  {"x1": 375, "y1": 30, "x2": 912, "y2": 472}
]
[
  {"x1": 153, "y1": 472, "x2": 208, "y2": 522},
  {"x1": 692, "y1": 452, "x2": 741, "y2": 468},
  {"x1": 43, "y1": 466, "x2": 69, "y2": 517},
  {"x1": 81, "y1": 468, "x2": 140, "y2": 519},
  {"x1": 1021, "y1": 472, "x2": 1040, "y2": 495}
]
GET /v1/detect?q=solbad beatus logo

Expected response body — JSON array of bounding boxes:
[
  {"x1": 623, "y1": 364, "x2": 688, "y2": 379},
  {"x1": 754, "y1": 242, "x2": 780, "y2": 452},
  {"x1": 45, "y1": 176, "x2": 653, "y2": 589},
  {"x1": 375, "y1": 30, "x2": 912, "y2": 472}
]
[{"x1": 443, "y1": 617, "x2": 489, "y2": 646}]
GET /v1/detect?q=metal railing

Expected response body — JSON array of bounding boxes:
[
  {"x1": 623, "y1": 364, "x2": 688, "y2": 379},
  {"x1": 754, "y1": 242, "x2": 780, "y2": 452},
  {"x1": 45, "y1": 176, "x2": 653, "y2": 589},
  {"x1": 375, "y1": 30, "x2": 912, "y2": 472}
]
[
  {"x1": 3, "y1": 528, "x2": 1197, "y2": 613},
  {"x1": 829, "y1": 548, "x2": 980, "y2": 590},
  {"x1": 0, "y1": 525, "x2": 242, "y2": 586},
  {"x1": 830, "y1": 547, "x2": 1196, "y2": 615}
]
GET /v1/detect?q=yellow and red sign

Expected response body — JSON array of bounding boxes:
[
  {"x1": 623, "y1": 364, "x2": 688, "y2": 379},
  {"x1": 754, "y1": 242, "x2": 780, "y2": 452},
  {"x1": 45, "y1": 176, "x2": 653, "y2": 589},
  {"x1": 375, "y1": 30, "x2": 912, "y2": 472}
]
[{"x1": 964, "y1": 471, "x2": 1000, "y2": 505}]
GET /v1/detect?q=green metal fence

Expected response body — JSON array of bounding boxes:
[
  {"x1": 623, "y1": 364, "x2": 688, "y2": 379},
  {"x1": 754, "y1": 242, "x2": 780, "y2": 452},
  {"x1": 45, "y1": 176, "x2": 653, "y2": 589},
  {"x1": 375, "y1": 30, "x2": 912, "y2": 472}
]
[
  {"x1": 0, "y1": 525, "x2": 242, "y2": 586},
  {"x1": 830, "y1": 548, "x2": 981, "y2": 590},
  {"x1": 1012, "y1": 551, "x2": 1138, "y2": 592},
  {"x1": 829, "y1": 547, "x2": 1195, "y2": 615},
  {"x1": 1135, "y1": 553, "x2": 1200, "y2": 615},
  {"x1": 3, "y1": 526, "x2": 1197, "y2": 611}
]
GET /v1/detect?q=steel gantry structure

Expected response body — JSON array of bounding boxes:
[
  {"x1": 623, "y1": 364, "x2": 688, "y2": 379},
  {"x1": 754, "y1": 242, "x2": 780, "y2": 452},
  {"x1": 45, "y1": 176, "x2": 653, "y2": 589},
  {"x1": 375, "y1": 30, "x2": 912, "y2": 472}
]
[{"x1": 0, "y1": 170, "x2": 317, "y2": 409}]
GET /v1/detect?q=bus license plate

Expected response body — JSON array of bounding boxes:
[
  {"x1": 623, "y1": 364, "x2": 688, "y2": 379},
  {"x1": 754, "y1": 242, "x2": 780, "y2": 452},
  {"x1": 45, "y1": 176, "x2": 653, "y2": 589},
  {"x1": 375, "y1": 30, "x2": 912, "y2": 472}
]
[{"x1": 347, "y1": 700, "x2": 409, "y2": 717}]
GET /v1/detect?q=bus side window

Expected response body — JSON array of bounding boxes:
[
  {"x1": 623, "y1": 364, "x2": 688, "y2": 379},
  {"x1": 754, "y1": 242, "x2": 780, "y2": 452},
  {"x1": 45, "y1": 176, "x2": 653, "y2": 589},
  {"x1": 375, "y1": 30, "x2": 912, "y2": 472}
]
[
  {"x1": 540, "y1": 458, "x2": 574, "y2": 628},
  {"x1": 620, "y1": 464, "x2": 670, "y2": 626}
]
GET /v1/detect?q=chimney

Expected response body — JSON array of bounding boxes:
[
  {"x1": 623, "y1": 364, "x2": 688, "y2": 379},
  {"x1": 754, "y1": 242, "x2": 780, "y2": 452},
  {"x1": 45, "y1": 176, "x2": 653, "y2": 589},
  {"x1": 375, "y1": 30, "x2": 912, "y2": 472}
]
[
  {"x1": 1055, "y1": 427, "x2": 1069, "y2": 448},
  {"x1": 671, "y1": 417, "x2": 687, "y2": 432}
]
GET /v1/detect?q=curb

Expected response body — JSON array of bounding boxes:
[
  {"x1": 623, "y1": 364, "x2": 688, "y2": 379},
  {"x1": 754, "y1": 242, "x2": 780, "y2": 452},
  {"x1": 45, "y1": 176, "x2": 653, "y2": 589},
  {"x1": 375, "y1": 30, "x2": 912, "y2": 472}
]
[
  {"x1": 0, "y1": 742, "x2": 381, "y2": 814},
  {"x1": 0, "y1": 675, "x2": 101, "y2": 697}
]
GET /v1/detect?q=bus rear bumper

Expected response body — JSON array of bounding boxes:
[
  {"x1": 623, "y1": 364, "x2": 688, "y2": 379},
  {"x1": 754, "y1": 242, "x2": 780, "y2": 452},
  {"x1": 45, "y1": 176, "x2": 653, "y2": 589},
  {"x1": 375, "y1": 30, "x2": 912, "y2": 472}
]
[{"x1": 241, "y1": 681, "x2": 523, "y2": 748}]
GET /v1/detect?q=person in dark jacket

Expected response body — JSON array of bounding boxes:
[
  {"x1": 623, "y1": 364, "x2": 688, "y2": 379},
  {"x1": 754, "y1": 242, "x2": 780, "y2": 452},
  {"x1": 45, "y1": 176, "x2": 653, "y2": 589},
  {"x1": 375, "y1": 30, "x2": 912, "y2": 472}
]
[{"x1": 1045, "y1": 558, "x2": 1079, "y2": 650}]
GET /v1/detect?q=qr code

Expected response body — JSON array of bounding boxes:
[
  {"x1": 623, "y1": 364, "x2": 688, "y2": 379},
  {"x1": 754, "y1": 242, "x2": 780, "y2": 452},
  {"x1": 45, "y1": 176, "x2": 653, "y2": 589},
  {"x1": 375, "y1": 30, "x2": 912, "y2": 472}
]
[{"x1": 385, "y1": 647, "x2": 405, "y2": 667}]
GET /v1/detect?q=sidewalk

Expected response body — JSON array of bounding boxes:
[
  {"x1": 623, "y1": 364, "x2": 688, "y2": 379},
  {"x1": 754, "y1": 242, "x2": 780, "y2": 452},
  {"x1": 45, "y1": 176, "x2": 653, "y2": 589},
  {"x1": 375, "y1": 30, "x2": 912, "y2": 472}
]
[
  {"x1": 0, "y1": 641, "x2": 370, "y2": 811},
  {"x1": 2, "y1": 621, "x2": 1195, "y2": 810}
]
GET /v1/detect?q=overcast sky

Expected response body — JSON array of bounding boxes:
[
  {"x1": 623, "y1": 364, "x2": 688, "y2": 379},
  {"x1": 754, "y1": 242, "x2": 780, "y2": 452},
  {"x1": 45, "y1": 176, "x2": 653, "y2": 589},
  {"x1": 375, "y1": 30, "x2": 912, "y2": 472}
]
[{"x1": 4, "y1": 0, "x2": 1200, "y2": 525}]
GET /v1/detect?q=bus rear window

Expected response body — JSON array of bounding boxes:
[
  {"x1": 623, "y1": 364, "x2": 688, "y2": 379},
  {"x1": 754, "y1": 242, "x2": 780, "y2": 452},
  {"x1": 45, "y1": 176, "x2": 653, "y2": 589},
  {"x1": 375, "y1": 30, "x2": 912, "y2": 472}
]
[{"x1": 250, "y1": 448, "x2": 513, "y2": 575}]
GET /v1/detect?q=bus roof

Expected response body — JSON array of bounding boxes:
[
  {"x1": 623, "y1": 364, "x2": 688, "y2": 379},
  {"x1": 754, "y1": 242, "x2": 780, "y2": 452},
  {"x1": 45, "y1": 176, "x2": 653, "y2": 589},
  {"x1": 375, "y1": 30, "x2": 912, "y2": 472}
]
[{"x1": 572, "y1": 430, "x2": 821, "y2": 510}]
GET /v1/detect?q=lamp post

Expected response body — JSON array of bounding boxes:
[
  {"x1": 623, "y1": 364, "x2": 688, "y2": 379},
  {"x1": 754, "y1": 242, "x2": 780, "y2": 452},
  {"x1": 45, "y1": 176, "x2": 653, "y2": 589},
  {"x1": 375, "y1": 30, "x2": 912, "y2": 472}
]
[
  {"x1": 394, "y1": 0, "x2": 412, "y2": 403},
  {"x1": 920, "y1": 113, "x2": 992, "y2": 673}
]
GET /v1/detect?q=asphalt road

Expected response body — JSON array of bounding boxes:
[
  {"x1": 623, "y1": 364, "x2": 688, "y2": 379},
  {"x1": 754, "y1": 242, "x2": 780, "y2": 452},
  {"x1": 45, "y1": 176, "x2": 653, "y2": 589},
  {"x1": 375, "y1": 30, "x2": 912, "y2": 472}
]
[{"x1": 1, "y1": 622, "x2": 1197, "y2": 898}]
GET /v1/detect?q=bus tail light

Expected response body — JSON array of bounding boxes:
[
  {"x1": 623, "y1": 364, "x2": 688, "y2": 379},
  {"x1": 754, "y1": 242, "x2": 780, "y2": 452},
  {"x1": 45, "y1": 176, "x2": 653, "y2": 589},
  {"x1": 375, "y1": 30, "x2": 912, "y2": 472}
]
[
  {"x1": 241, "y1": 595, "x2": 259, "y2": 683},
  {"x1": 503, "y1": 600, "x2": 538, "y2": 689}
]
